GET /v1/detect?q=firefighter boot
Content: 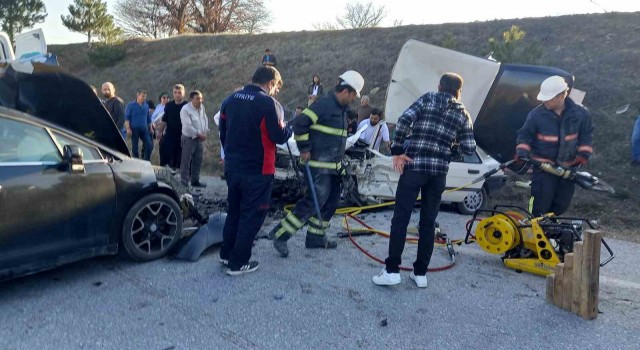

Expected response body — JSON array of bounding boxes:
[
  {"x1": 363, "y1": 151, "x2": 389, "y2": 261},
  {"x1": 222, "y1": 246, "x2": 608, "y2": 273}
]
[
  {"x1": 305, "y1": 233, "x2": 337, "y2": 249},
  {"x1": 273, "y1": 234, "x2": 290, "y2": 258},
  {"x1": 270, "y1": 224, "x2": 293, "y2": 258},
  {"x1": 305, "y1": 218, "x2": 337, "y2": 249},
  {"x1": 271, "y1": 213, "x2": 305, "y2": 258}
]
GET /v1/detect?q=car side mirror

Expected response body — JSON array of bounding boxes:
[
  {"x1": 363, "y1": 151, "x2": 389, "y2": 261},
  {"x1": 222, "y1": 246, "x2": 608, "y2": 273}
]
[{"x1": 63, "y1": 145, "x2": 85, "y2": 173}]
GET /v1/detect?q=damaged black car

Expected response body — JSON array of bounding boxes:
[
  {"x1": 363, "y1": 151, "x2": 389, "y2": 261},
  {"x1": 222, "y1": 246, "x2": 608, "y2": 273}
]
[{"x1": 0, "y1": 65, "x2": 198, "y2": 281}]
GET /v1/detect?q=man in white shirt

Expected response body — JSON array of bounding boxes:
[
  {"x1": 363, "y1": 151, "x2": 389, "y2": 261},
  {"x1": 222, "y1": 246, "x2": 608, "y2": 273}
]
[
  {"x1": 180, "y1": 90, "x2": 209, "y2": 187},
  {"x1": 358, "y1": 108, "x2": 390, "y2": 152}
]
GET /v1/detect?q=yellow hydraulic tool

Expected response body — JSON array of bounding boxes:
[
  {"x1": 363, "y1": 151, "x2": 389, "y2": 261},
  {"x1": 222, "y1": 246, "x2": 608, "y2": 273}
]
[
  {"x1": 474, "y1": 213, "x2": 559, "y2": 276},
  {"x1": 465, "y1": 207, "x2": 614, "y2": 276}
]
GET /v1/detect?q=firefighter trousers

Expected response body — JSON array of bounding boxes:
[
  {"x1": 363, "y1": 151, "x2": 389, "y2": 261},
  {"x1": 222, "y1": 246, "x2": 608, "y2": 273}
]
[
  {"x1": 274, "y1": 170, "x2": 342, "y2": 240},
  {"x1": 530, "y1": 170, "x2": 575, "y2": 217}
]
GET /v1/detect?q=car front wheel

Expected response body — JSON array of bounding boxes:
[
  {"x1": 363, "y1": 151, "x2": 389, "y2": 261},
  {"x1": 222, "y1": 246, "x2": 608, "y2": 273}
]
[
  {"x1": 457, "y1": 187, "x2": 487, "y2": 215},
  {"x1": 121, "y1": 193, "x2": 183, "y2": 261}
]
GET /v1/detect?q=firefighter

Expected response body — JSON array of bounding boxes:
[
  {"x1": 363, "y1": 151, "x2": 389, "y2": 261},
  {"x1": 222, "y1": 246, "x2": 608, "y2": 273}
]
[
  {"x1": 269, "y1": 71, "x2": 365, "y2": 258},
  {"x1": 515, "y1": 75, "x2": 594, "y2": 217}
]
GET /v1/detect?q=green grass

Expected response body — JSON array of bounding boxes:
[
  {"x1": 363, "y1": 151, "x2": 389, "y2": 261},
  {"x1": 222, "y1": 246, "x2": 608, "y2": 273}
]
[{"x1": 51, "y1": 11, "x2": 640, "y2": 240}]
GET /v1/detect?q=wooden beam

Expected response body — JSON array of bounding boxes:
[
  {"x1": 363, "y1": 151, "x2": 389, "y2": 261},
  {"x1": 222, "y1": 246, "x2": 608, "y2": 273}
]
[
  {"x1": 580, "y1": 230, "x2": 602, "y2": 320},
  {"x1": 553, "y1": 263, "x2": 564, "y2": 307},
  {"x1": 546, "y1": 274, "x2": 555, "y2": 305},
  {"x1": 571, "y1": 242, "x2": 583, "y2": 314},
  {"x1": 562, "y1": 253, "x2": 574, "y2": 310}
]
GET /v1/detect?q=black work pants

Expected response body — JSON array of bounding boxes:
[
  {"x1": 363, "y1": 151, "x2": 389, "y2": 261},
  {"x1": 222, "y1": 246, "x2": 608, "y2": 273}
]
[
  {"x1": 220, "y1": 172, "x2": 273, "y2": 269},
  {"x1": 385, "y1": 171, "x2": 446, "y2": 275},
  {"x1": 530, "y1": 170, "x2": 575, "y2": 217},
  {"x1": 159, "y1": 134, "x2": 182, "y2": 169}
]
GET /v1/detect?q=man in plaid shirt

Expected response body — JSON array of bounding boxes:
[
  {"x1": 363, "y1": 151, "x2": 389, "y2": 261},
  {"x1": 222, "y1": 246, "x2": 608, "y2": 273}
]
[{"x1": 373, "y1": 73, "x2": 476, "y2": 288}]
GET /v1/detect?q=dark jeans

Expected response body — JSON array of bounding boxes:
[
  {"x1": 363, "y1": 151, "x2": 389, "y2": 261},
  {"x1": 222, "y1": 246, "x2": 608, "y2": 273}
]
[
  {"x1": 131, "y1": 127, "x2": 153, "y2": 160},
  {"x1": 221, "y1": 172, "x2": 274, "y2": 268},
  {"x1": 180, "y1": 136, "x2": 203, "y2": 184},
  {"x1": 385, "y1": 171, "x2": 446, "y2": 275},
  {"x1": 530, "y1": 170, "x2": 575, "y2": 217},
  {"x1": 159, "y1": 134, "x2": 182, "y2": 169}
]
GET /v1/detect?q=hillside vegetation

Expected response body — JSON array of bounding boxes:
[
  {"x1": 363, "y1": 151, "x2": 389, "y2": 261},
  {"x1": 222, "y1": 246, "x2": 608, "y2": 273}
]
[{"x1": 51, "y1": 12, "x2": 640, "y2": 240}]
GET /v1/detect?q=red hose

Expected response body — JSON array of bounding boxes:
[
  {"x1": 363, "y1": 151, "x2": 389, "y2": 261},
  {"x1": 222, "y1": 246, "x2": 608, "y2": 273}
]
[{"x1": 345, "y1": 214, "x2": 456, "y2": 272}]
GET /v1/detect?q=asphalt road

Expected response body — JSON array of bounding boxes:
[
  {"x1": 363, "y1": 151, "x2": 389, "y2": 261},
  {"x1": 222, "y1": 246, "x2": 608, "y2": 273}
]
[{"x1": 1, "y1": 205, "x2": 639, "y2": 350}]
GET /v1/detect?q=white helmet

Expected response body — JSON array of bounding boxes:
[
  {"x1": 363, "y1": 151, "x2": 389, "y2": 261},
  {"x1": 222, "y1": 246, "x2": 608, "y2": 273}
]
[
  {"x1": 339, "y1": 70, "x2": 364, "y2": 97},
  {"x1": 537, "y1": 75, "x2": 568, "y2": 102}
]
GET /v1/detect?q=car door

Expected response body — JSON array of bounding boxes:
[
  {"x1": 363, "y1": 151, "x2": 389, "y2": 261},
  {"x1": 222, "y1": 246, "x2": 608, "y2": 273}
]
[
  {"x1": 49, "y1": 129, "x2": 117, "y2": 247},
  {"x1": 445, "y1": 151, "x2": 484, "y2": 203},
  {"x1": 0, "y1": 116, "x2": 115, "y2": 270}
]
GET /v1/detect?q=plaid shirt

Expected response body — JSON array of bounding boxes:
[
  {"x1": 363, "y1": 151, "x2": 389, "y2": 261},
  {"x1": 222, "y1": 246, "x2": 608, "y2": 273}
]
[{"x1": 391, "y1": 92, "x2": 476, "y2": 176}]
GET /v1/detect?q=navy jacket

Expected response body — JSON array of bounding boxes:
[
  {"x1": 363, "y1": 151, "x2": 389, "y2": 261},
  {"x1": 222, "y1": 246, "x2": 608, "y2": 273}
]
[
  {"x1": 516, "y1": 98, "x2": 593, "y2": 165},
  {"x1": 219, "y1": 85, "x2": 292, "y2": 175}
]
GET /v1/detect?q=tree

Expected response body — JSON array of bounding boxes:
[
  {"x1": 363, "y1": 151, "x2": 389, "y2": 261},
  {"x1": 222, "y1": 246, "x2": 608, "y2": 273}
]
[
  {"x1": 157, "y1": 0, "x2": 192, "y2": 34},
  {"x1": 488, "y1": 25, "x2": 543, "y2": 64},
  {"x1": 0, "y1": 0, "x2": 47, "y2": 42},
  {"x1": 233, "y1": 0, "x2": 272, "y2": 34},
  {"x1": 61, "y1": 0, "x2": 117, "y2": 45},
  {"x1": 188, "y1": 0, "x2": 272, "y2": 34},
  {"x1": 313, "y1": 1, "x2": 386, "y2": 31},
  {"x1": 336, "y1": 1, "x2": 386, "y2": 29},
  {"x1": 115, "y1": 0, "x2": 173, "y2": 38}
]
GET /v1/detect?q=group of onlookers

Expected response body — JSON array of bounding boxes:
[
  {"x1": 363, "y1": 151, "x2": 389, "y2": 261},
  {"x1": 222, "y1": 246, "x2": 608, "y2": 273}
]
[{"x1": 96, "y1": 82, "x2": 209, "y2": 187}]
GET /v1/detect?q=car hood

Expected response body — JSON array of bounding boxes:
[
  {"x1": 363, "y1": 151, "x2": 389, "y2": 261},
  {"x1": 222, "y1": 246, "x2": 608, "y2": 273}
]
[{"x1": 0, "y1": 65, "x2": 130, "y2": 156}]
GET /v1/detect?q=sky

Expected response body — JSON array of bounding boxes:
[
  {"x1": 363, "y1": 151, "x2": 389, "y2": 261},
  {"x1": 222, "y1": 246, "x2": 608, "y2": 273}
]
[{"x1": 31, "y1": 0, "x2": 640, "y2": 44}]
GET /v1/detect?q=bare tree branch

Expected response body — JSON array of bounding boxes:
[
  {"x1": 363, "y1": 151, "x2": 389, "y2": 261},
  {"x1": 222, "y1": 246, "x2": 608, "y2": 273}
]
[
  {"x1": 115, "y1": 0, "x2": 173, "y2": 38},
  {"x1": 157, "y1": 0, "x2": 192, "y2": 34},
  {"x1": 336, "y1": 1, "x2": 386, "y2": 29},
  {"x1": 313, "y1": 1, "x2": 386, "y2": 31}
]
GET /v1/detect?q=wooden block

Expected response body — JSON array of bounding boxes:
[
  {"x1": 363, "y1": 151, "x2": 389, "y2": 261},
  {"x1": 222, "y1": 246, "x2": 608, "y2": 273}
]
[
  {"x1": 571, "y1": 242, "x2": 584, "y2": 314},
  {"x1": 562, "y1": 253, "x2": 574, "y2": 311},
  {"x1": 553, "y1": 263, "x2": 564, "y2": 307},
  {"x1": 580, "y1": 230, "x2": 602, "y2": 320},
  {"x1": 546, "y1": 274, "x2": 555, "y2": 305},
  {"x1": 578, "y1": 232, "x2": 594, "y2": 319}
]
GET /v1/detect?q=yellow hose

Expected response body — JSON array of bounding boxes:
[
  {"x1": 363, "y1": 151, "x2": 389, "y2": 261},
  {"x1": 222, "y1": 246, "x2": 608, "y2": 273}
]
[{"x1": 282, "y1": 180, "x2": 478, "y2": 246}]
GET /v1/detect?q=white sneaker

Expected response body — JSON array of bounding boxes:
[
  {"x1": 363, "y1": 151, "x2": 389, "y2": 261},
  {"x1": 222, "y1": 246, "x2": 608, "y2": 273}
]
[
  {"x1": 372, "y1": 269, "x2": 401, "y2": 286},
  {"x1": 410, "y1": 272, "x2": 428, "y2": 288}
]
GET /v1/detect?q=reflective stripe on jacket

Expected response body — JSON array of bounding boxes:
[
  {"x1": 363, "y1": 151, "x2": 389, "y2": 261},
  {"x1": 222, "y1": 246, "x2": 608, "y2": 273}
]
[
  {"x1": 293, "y1": 93, "x2": 348, "y2": 173},
  {"x1": 516, "y1": 98, "x2": 593, "y2": 165}
]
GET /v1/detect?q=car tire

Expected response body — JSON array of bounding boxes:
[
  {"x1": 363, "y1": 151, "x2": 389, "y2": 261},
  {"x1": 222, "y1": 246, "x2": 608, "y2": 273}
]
[
  {"x1": 457, "y1": 187, "x2": 487, "y2": 215},
  {"x1": 121, "y1": 193, "x2": 183, "y2": 262}
]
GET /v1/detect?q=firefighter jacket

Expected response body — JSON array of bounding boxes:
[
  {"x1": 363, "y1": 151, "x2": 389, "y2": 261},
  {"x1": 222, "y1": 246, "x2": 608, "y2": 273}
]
[
  {"x1": 516, "y1": 97, "x2": 593, "y2": 166},
  {"x1": 293, "y1": 93, "x2": 348, "y2": 174}
]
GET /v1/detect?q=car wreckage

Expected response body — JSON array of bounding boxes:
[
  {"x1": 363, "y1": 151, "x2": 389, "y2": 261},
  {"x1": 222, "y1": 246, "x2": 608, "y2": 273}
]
[
  {"x1": 273, "y1": 39, "x2": 587, "y2": 213},
  {"x1": 0, "y1": 30, "x2": 220, "y2": 281}
]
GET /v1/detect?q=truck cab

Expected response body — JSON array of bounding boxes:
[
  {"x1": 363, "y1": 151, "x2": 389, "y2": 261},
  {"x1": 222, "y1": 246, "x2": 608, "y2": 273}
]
[
  {"x1": 0, "y1": 29, "x2": 51, "y2": 71},
  {"x1": 0, "y1": 32, "x2": 15, "y2": 62}
]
